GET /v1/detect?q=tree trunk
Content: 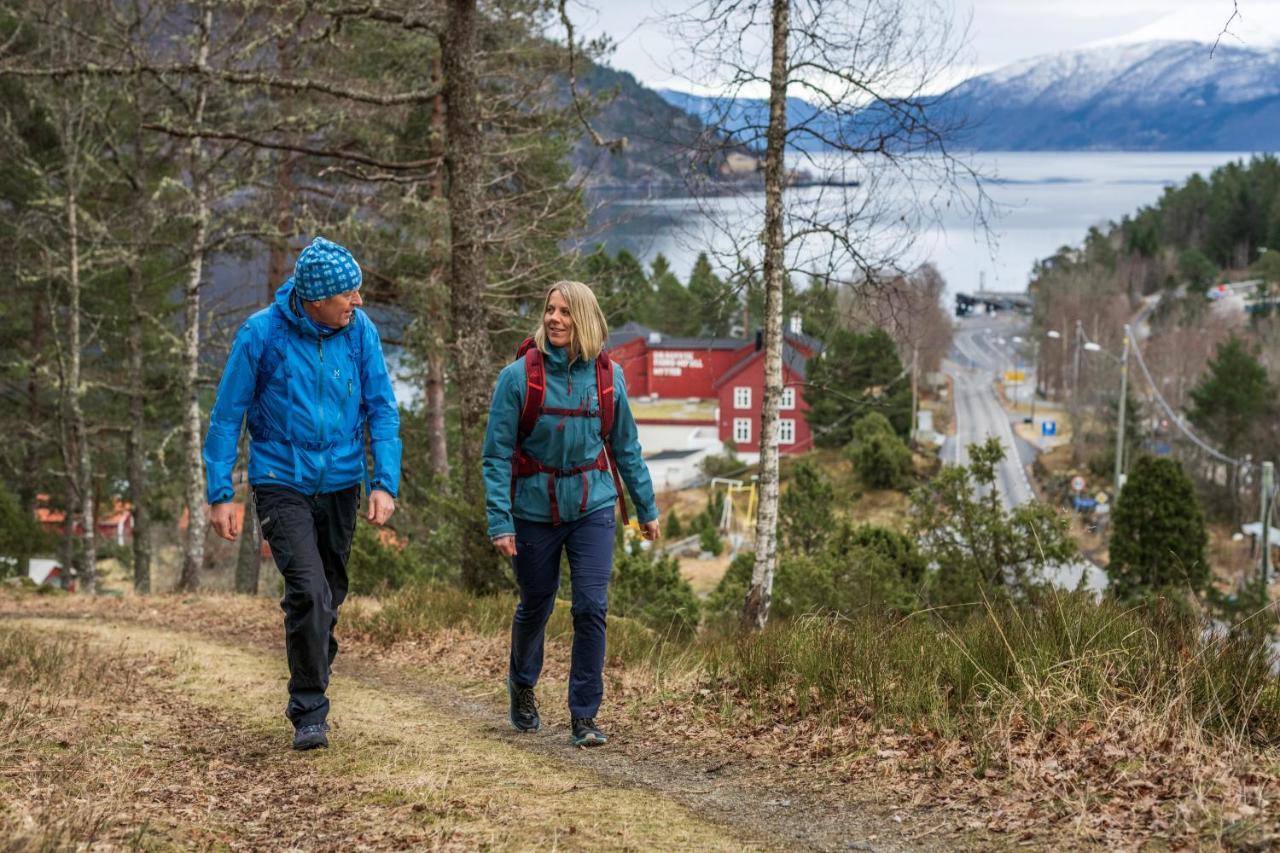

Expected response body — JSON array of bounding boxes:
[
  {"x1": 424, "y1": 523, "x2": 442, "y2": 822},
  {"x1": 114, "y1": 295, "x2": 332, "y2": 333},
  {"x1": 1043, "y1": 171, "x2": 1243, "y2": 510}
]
[
  {"x1": 425, "y1": 334, "x2": 450, "y2": 481},
  {"x1": 19, "y1": 291, "x2": 46, "y2": 581},
  {"x1": 266, "y1": 36, "x2": 295, "y2": 301},
  {"x1": 742, "y1": 0, "x2": 789, "y2": 631},
  {"x1": 66, "y1": 186, "x2": 97, "y2": 594},
  {"x1": 178, "y1": 9, "x2": 213, "y2": 592},
  {"x1": 127, "y1": 254, "x2": 152, "y2": 593},
  {"x1": 234, "y1": 448, "x2": 262, "y2": 594},
  {"x1": 425, "y1": 69, "x2": 450, "y2": 483},
  {"x1": 127, "y1": 106, "x2": 153, "y2": 594},
  {"x1": 444, "y1": 0, "x2": 498, "y2": 593}
]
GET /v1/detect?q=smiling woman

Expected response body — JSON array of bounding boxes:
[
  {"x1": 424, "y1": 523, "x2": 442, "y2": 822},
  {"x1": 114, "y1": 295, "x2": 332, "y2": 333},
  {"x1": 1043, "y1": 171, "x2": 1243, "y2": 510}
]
[{"x1": 482, "y1": 279, "x2": 661, "y2": 748}]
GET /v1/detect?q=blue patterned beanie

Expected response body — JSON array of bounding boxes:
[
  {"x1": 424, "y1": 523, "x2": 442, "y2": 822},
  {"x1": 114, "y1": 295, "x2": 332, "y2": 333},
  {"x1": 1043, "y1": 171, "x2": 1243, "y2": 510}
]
[{"x1": 293, "y1": 236, "x2": 362, "y2": 301}]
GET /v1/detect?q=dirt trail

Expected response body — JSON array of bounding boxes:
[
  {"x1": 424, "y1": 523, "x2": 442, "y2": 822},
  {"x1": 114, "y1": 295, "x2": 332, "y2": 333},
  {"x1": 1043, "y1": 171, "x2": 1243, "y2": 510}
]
[{"x1": 1, "y1": 614, "x2": 920, "y2": 851}]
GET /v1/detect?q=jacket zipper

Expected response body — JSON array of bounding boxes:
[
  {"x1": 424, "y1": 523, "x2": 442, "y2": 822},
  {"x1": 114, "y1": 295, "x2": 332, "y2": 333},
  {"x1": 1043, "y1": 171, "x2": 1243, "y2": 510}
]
[{"x1": 316, "y1": 336, "x2": 328, "y2": 494}]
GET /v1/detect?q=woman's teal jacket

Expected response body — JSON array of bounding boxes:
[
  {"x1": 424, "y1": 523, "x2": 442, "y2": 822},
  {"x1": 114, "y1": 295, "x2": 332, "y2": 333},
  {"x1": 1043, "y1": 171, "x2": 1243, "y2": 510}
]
[
  {"x1": 482, "y1": 343, "x2": 658, "y2": 538},
  {"x1": 203, "y1": 279, "x2": 402, "y2": 505}
]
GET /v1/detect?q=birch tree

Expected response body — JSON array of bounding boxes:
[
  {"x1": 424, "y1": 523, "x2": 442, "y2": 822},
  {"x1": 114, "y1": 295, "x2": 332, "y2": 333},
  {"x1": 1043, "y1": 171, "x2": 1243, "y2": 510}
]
[
  {"x1": 670, "y1": 0, "x2": 985, "y2": 628},
  {"x1": 176, "y1": 4, "x2": 213, "y2": 592}
]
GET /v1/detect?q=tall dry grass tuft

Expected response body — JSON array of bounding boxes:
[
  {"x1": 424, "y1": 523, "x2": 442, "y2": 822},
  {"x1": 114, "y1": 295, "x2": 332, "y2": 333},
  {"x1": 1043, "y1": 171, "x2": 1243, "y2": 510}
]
[
  {"x1": 0, "y1": 626, "x2": 142, "y2": 848},
  {"x1": 702, "y1": 591, "x2": 1280, "y2": 743}
]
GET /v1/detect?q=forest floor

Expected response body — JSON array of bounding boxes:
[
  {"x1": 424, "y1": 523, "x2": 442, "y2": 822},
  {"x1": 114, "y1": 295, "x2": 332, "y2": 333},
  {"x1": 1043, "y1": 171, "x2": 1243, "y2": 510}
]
[
  {"x1": 0, "y1": 591, "x2": 946, "y2": 852},
  {"x1": 3, "y1": 589, "x2": 1276, "y2": 850}
]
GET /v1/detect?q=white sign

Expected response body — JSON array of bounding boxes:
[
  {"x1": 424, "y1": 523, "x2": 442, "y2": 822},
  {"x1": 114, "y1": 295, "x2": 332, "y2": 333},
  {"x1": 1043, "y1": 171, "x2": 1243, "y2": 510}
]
[
  {"x1": 652, "y1": 350, "x2": 704, "y2": 377},
  {"x1": 1071, "y1": 475, "x2": 1086, "y2": 493}
]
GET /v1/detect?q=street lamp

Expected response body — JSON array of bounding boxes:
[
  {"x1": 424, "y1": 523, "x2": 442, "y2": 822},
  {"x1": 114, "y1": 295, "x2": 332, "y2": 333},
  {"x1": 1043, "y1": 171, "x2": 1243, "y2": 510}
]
[{"x1": 1081, "y1": 325, "x2": 1132, "y2": 493}]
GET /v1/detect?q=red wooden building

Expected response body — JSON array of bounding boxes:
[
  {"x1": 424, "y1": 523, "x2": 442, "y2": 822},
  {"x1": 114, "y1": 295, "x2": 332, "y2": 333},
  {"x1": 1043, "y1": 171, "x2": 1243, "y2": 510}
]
[{"x1": 607, "y1": 321, "x2": 822, "y2": 456}]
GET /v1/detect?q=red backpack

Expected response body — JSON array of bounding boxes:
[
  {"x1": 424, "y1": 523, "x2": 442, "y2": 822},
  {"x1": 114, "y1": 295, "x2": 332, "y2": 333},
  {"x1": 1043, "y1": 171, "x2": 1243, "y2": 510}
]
[{"x1": 510, "y1": 338, "x2": 629, "y2": 527}]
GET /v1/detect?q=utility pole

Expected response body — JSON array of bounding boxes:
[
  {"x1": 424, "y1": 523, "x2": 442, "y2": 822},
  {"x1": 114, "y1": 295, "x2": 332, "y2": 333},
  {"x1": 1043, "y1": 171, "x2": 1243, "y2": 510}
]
[
  {"x1": 1262, "y1": 461, "x2": 1274, "y2": 586},
  {"x1": 909, "y1": 344, "x2": 919, "y2": 445},
  {"x1": 1114, "y1": 324, "x2": 1131, "y2": 493},
  {"x1": 1030, "y1": 337, "x2": 1039, "y2": 426},
  {"x1": 1070, "y1": 319, "x2": 1084, "y2": 462}
]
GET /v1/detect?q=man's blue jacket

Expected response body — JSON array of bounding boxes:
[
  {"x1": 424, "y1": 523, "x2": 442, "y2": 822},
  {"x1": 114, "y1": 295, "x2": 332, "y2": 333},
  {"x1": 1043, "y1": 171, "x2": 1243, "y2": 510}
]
[
  {"x1": 482, "y1": 343, "x2": 658, "y2": 538},
  {"x1": 203, "y1": 279, "x2": 402, "y2": 505}
]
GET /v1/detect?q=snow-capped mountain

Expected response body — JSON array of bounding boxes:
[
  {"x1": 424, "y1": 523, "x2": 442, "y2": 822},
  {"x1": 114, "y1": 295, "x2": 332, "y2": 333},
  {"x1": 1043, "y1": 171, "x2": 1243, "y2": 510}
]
[
  {"x1": 936, "y1": 40, "x2": 1280, "y2": 150},
  {"x1": 657, "y1": 40, "x2": 1280, "y2": 151}
]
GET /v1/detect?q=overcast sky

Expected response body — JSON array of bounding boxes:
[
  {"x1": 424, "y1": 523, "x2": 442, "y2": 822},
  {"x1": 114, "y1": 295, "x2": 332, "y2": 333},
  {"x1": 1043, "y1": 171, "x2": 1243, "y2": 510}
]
[{"x1": 569, "y1": 0, "x2": 1280, "y2": 93}]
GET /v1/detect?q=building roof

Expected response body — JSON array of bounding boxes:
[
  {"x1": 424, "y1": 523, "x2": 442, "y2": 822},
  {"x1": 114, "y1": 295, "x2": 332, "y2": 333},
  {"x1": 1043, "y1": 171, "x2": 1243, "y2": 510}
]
[
  {"x1": 784, "y1": 329, "x2": 826, "y2": 355},
  {"x1": 652, "y1": 335, "x2": 751, "y2": 351},
  {"x1": 713, "y1": 341, "x2": 811, "y2": 389},
  {"x1": 607, "y1": 322, "x2": 655, "y2": 349}
]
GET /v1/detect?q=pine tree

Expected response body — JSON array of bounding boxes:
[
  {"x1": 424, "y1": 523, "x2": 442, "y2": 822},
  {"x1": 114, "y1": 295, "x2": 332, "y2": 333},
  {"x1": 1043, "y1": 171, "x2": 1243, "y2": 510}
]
[
  {"x1": 779, "y1": 460, "x2": 834, "y2": 556},
  {"x1": 686, "y1": 252, "x2": 738, "y2": 336},
  {"x1": 1108, "y1": 455, "x2": 1209, "y2": 601},
  {"x1": 647, "y1": 254, "x2": 697, "y2": 335},
  {"x1": 848, "y1": 412, "x2": 912, "y2": 490},
  {"x1": 806, "y1": 328, "x2": 911, "y2": 447},
  {"x1": 1188, "y1": 335, "x2": 1273, "y2": 460}
]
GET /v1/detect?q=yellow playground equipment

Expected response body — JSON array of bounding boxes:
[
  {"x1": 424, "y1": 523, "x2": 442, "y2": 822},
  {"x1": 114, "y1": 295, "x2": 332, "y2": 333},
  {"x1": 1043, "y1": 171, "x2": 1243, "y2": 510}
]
[{"x1": 709, "y1": 477, "x2": 756, "y2": 549}]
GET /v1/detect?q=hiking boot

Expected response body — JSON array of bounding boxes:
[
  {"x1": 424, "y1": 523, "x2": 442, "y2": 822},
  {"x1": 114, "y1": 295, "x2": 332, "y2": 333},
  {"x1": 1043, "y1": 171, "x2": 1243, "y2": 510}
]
[
  {"x1": 292, "y1": 723, "x2": 329, "y2": 751},
  {"x1": 507, "y1": 677, "x2": 541, "y2": 733},
  {"x1": 570, "y1": 717, "x2": 607, "y2": 747}
]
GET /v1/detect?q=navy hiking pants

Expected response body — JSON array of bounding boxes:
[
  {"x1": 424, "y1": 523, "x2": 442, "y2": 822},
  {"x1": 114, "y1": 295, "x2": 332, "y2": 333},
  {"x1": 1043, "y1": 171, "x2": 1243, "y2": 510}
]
[
  {"x1": 509, "y1": 506, "x2": 615, "y2": 720},
  {"x1": 254, "y1": 483, "x2": 360, "y2": 728}
]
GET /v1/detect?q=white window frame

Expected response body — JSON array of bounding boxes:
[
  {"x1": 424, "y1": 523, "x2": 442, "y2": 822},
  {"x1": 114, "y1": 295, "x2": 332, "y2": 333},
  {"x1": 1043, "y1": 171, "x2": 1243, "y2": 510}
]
[
  {"x1": 778, "y1": 418, "x2": 796, "y2": 445},
  {"x1": 733, "y1": 386, "x2": 752, "y2": 410},
  {"x1": 780, "y1": 386, "x2": 796, "y2": 410},
  {"x1": 733, "y1": 417, "x2": 752, "y2": 445}
]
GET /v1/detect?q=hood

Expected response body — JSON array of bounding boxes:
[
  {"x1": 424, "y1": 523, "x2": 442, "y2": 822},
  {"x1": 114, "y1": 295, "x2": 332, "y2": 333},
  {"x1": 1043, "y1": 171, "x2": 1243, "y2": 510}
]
[{"x1": 272, "y1": 277, "x2": 352, "y2": 340}]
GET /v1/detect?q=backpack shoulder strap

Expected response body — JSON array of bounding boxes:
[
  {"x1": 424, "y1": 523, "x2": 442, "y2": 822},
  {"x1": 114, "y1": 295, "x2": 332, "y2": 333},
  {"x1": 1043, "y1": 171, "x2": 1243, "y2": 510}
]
[
  {"x1": 254, "y1": 308, "x2": 288, "y2": 400},
  {"x1": 596, "y1": 349, "x2": 615, "y2": 440},
  {"x1": 516, "y1": 337, "x2": 544, "y2": 441}
]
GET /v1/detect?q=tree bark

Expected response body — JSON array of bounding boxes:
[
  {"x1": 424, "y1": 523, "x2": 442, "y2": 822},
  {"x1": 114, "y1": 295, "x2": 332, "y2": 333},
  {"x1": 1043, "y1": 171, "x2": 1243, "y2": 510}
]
[
  {"x1": 178, "y1": 8, "x2": 213, "y2": 592},
  {"x1": 425, "y1": 331, "x2": 450, "y2": 481},
  {"x1": 66, "y1": 185, "x2": 97, "y2": 594},
  {"x1": 19, "y1": 290, "x2": 46, "y2": 581},
  {"x1": 234, "y1": 439, "x2": 261, "y2": 594},
  {"x1": 127, "y1": 253, "x2": 152, "y2": 593},
  {"x1": 742, "y1": 0, "x2": 789, "y2": 631},
  {"x1": 425, "y1": 69, "x2": 450, "y2": 483},
  {"x1": 443, "y1": 0, "x2": 498, "y2": 593},
  {"x1": 127, "y1": 107, "x2": 153, "y2": 594}
]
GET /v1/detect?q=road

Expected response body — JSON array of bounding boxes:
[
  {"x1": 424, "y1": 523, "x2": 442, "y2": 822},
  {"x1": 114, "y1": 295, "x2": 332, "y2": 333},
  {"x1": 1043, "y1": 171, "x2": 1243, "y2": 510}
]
[{"x1": 943, "y1": 313, "x2": 1108, "y2": 592}]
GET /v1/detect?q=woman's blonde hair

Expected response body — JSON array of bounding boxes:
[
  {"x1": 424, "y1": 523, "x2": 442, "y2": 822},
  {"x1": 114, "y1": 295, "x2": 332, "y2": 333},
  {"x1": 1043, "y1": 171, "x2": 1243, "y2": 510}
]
[{"x1": 533, "y1": 280, "x2": 609, "y2": 362}]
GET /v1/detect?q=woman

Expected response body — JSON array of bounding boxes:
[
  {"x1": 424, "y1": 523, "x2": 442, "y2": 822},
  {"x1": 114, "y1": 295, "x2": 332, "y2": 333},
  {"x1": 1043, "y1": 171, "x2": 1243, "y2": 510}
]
[{"x1": 482, "y1": 280, "x2": 660, "y2": 747}]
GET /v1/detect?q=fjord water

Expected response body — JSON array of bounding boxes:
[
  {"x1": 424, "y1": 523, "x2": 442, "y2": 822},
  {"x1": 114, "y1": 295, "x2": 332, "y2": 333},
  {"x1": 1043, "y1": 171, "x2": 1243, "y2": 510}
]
[{"x1": 587, "y1": 151, "x2": 1256, "y2": 295}]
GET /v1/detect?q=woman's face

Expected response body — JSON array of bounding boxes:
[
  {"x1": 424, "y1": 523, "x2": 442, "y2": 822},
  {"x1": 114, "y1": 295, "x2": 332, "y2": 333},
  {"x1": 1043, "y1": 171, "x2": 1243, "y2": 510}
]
[{"x1": 544, "y1": 290, "x2": 573, "y2": 348}]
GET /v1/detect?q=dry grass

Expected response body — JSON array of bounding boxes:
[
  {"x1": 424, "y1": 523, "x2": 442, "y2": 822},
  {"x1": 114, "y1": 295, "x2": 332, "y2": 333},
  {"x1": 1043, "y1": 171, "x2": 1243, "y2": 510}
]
[
  {"x1": 631, "y1": 398, "x2": 718, "y2": 421},
  {"x1": 0, "y1": 614, "x2": 743, "y2": 851},
  {"x1": 7, "y1": 588, "x2": 1279, "y2": 850},
  {"x1": 678, "y1": 554, "x2": 733, "y2": 596}
]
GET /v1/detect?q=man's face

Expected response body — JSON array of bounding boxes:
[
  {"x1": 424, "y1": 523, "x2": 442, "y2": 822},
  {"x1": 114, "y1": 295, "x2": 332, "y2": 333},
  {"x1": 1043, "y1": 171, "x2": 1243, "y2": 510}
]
[{"x1": 306, "y1": 289, "x2": 363, "y2": 328}]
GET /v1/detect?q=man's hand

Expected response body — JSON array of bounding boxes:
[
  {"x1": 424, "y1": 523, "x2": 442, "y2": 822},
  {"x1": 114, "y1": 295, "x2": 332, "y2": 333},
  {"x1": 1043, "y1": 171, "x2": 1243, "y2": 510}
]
[
  {"x1": 640, "y1": 520, "x2": 661, "y2": 541},
  {"x1": 367, "y1": 489, "x2": 395, "y2": 526},
  {"x1": 492, "y1": 535, "x2": 517, "y2": 557},
  {"x1": 209, "y1": 502, "x2": 240, "y2": 542}
]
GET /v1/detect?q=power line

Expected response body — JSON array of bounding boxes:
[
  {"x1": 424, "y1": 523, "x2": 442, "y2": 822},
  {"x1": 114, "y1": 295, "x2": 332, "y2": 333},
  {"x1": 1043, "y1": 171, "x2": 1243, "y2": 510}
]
[{"x1": 1124, "y1": 326, "x2": 1253, "y2": 471}]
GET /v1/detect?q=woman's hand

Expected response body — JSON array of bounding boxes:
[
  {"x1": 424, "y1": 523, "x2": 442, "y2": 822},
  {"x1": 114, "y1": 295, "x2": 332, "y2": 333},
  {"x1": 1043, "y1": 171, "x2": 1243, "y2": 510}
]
[
  {"x1": 492, "y1": 535, "x2": 518, "y2": 557},
  {"x1": 640, "y1": 521, "x2": 661, "y2": 542}
]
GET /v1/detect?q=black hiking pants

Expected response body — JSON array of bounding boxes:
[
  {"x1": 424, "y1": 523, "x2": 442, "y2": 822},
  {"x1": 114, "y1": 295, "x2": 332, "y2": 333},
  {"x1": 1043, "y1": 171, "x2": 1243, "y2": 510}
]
[{"x1": 254, "y1": 483, "x2": 360, "y2": 728}]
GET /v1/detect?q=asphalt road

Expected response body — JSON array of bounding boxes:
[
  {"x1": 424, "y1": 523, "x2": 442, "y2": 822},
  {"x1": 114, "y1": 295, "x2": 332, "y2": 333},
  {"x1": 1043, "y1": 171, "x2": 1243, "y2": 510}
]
[{"x1": 942, "y1": 313, "x2": 1109, "y2": 592}]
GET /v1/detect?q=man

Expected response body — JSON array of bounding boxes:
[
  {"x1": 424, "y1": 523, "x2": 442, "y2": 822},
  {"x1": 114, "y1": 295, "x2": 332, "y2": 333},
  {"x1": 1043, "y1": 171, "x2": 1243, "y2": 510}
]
[{"x1": 204, "y1": 236, "x2": 401, "y2": 751}]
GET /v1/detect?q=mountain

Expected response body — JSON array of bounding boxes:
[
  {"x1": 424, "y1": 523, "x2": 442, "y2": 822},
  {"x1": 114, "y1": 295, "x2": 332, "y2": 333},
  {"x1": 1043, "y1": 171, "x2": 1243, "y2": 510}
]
[
  {"x1": 655, "y1": 41, "x2": 1280, "y2": 152},
  {"x1": 571, "y1": 64, "x2": 758, "y2": 190},
  {"x1": 942, "y1": 40, "x2": 1280, "y2": 150},
  {"x1": 657, "y1": 90, "x2": 835, "y2": 152}
]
